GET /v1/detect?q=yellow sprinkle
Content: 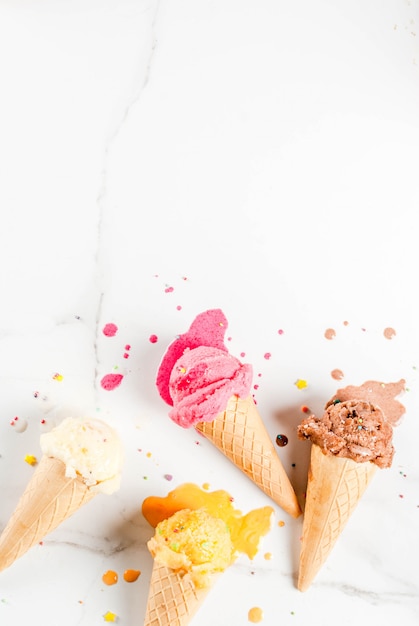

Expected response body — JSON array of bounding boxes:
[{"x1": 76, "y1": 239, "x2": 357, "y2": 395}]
[
  {"x1": 295, "y1": 379, "x2": 308, "y2": 390},
  {"x1": 53, "y1": 373, "x2": 63, "y2": 381},
  {"x1": 24, "y1": 455, "x2": 37, "y2": 466},
  {"x1": 103, "y1": 611, "x2": 117, "y2": 622},
  {"x1": 180, "y1": 367, "x2": 186, "y2": 374}
]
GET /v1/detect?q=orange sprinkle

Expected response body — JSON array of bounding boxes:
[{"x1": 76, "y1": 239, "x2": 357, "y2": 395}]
[
  {"x1": 123, "y1": 569, "x2": 141, "y2": 583},
  {"x1": 278, "y1": 520, "x2": 285, "y2": 527},
  {"x1": 301, "y1": 405, "x2": 310, "y2": 413},
  {"x1": 102, "y1": 570, "x2": 118, "y2": 585}
]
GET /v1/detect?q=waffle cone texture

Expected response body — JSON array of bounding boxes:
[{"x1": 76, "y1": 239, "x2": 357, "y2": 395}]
[
  {"x1": 0, "y1": 455, "x2": 96, "y2": 571},
  {"x1": 298, "y1": 443, "x2": 377, "y2": 591},
  {"x1": 144, "y1": 561, "x2": 214, "y2": 626},
  {"x1": 195, "y1": 395, "x2": 301, "y2": 518}
]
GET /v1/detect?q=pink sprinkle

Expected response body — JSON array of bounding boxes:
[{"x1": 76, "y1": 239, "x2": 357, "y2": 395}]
[
  {"x1": 149, "y1": 334, "x2": 158, "y2": 344},
  {"x1": 176, "y1": 305, "x2": 182, "y2": 311},
  {"x1": 123, "y1": 353, "x2": 130, "y2": 359},
  {"x1": 278, "y1": 329, "x2": 284, "y2": 335},
  {"x1": 103, "y1": 323, "x2": 118, "y2": 337},
  {"x1": 254, "y1": 384, "x2": 259, "y2": 390},
  {"x1": 100, "y1": 373, "x2": 124, "y2": 391},
  {"x1": 164, "y1": 474, "x2": 173, "y2": 481},
  {"x1": 264, "y1": 352, "x2": 271, "y2": 360},
  {"x1": 165, "y1": 286, "x2": 174, "y2": 293},
  {"x1": 240, "y1": 352, "x2": 246, "y2": 358},
  {"x1": 125, "y1": 344, "x2": 131, "y2": 350}
]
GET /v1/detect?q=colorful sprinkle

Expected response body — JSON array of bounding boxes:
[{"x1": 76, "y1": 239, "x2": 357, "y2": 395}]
[
  {"x1": 276, "y1": 434, "x2": 288, "y2": 447},
  {"x1": 278, "y1": 329, "x2": 284, "y2": 335},
  {"x1": 264, "y1": 352, "x2": 271, "y2": 360},
  {"x1": 164, "y1": 474, "x2": 173, "y2": 481},
  {"x1": 295, "y1": 379, "x2": 307, "y2": 390},
  {"x1": 149, "y1": 334, "x2": 158, "y2": 343},
  {"x1": 164, "y1": 286, "x2": 174, "y2": 293},
  {"x1": 103, "y1": 323, "x2": 118, "y2": 337},
  {"x1": 52, "y1": 373, "x2": 63, "y2": 381},
  {"x1": 103, "y1": 611, "x2": 117, "y2": 622},
  {"x1": 100, "y1": 373, "x2": 124, "y2": 391},
  {"x1": 301, "y1": 405, "x2": 310, "y2": 413},
  {"x1": 24, "y1": 455, "x2": 37, "y2": 466},
  {"x1": 278, "y1": 520, "x2": 285, "y2": 527}
]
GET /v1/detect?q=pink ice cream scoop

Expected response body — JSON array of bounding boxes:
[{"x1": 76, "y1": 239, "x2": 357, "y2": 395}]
[
  {"x1": 168, "y1": 345, "x2": 253, "y2": 428},
  {"x1": 156, "y1": 309, "x2": 229, "y2": 407}
]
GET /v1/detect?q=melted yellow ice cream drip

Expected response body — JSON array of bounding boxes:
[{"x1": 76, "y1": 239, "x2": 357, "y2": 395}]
[{"x1": 142, "y1": 483, "x2": 273, "y2": 560}]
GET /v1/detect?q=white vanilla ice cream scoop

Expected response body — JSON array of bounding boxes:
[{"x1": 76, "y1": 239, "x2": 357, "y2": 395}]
[{"x1": 40, "y1": 417, "x2": 124, "y2": 494}]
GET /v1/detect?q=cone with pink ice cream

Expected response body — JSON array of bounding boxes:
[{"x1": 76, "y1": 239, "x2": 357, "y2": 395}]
[
  {"x1": 296, "y1": 380, "x2": 406, "y2": 591},
  {"x1": 0, "y1": 417, "x2": 123, "y2": 572},
  {"x1": 156, "y1": 309, "x2": 301, "y2": 518}
]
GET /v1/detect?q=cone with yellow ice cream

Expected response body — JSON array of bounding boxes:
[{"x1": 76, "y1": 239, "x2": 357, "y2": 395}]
[
  {"x1": 0, "y1": 417, "x2": 123, "y2": 572},
  {"x1": 297, "y1": 380, "x2": 406, "y2": 591},
  {"x1": 142, "y1": 483, "x2": 274, "y2": 626},
  {"x1": 156, "y1": 309, "x2": 301, "y2": 518}
]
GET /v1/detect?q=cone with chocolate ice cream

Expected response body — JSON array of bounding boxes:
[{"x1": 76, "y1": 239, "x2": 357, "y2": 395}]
[
  {"x1": 0, "y1": 417, "x2": 123, "y2": 572},
  {"x1": 297, "y1": 380, "x2": 406, "y2": 591},
  {"x1": 156, "y1": 309, "x2": 301, "y2": 518}
]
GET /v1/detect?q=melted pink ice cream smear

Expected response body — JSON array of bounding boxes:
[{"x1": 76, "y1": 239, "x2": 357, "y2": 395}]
[
  {"x1": 168, "y1": 345, "x2": 252, "y2": 428},
  {"x1": 156, "y1": 309, "x2": 229, "y2": 406}
]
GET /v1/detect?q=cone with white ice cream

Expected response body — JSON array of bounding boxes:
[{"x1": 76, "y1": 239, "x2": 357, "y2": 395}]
[
  {"x1": 297, "y1": 380, "x2": 406, "y2": 591},
  {"x1": 0, "y1": 417, "x2": 123, "y2": 572},
  {"x1": 156, "y1": 309, "x2": 301, "y2": 518}
]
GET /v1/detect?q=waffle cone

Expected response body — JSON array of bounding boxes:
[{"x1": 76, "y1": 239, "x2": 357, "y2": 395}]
[
  {"x1": 298, "y1": 443, "x2": 377, "y2": 591},
  {"x1": 195, "y1": 395, "x2": 301, "y2": 517},
  {"x1": 0, "y1": 455, "x2": 96, "y2": 572},
  {"x1": 144, "y1": 561, "x2": 214, "y2": 626}
]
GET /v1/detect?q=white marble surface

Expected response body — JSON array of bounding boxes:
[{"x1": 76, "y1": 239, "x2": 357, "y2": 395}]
[{"x1": 1, "y1": 1, "x2": 419, "y2": 624}]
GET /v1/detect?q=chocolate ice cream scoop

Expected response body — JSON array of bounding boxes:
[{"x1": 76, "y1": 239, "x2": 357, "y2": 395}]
[{"x1": 297, "y1": 399, "x2": 394, "y2": 468}]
